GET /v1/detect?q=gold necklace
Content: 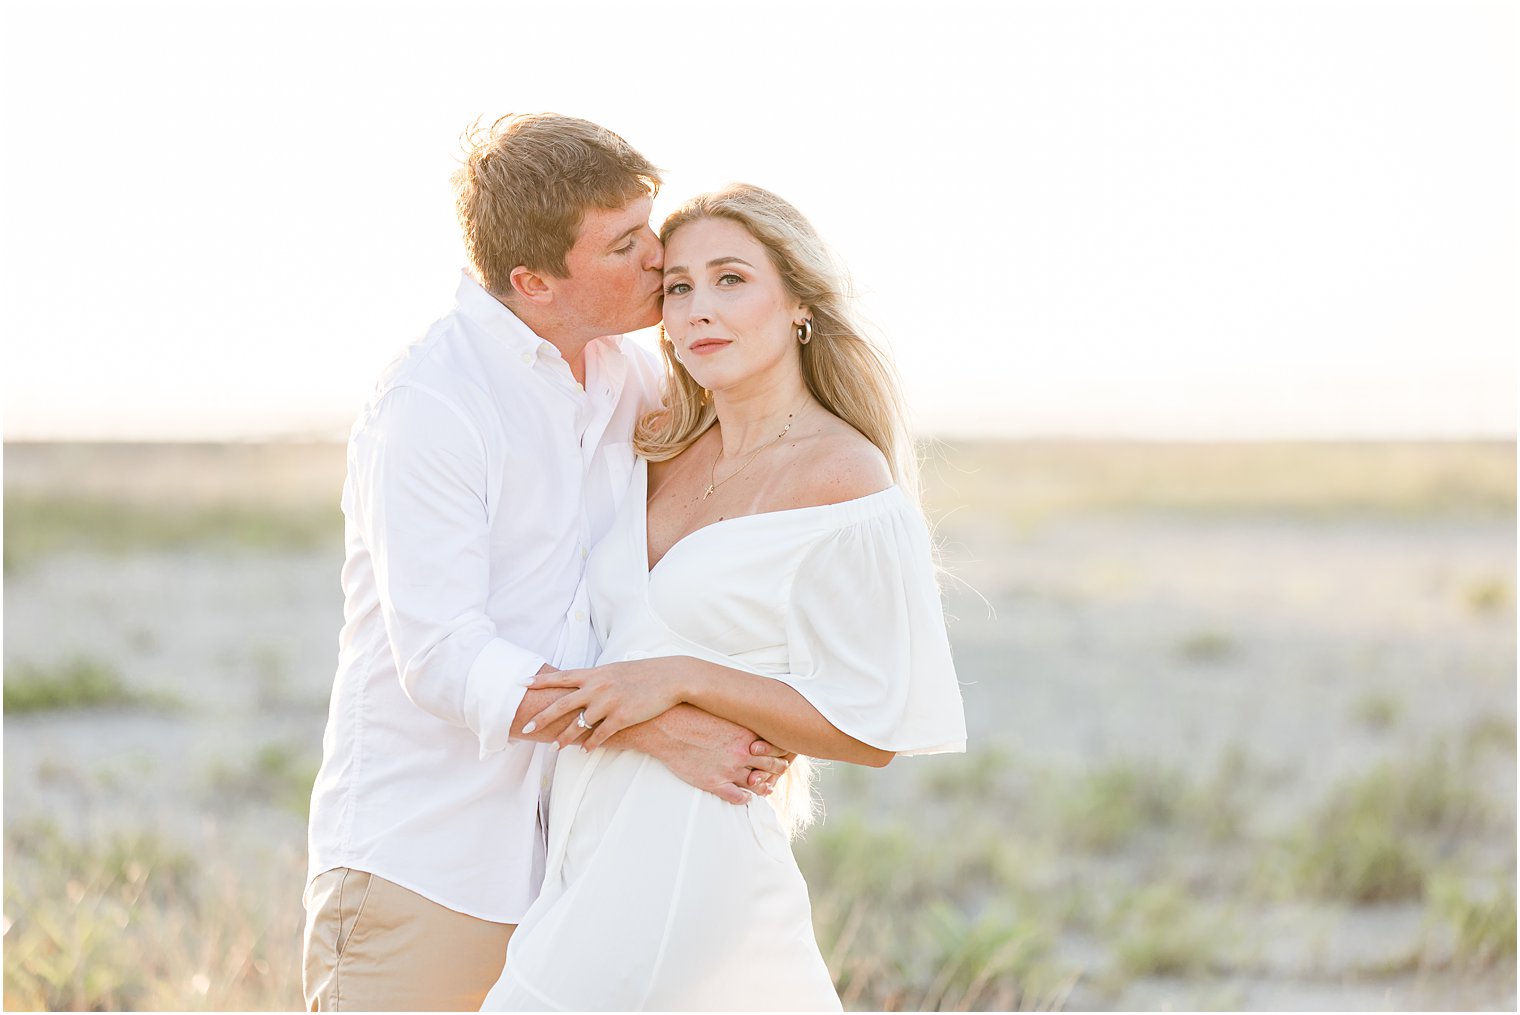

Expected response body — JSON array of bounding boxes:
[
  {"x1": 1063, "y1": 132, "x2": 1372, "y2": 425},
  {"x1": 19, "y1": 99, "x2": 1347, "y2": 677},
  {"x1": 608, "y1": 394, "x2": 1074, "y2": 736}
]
[{"x1": 703, "y1": 403, "x2": 806, "y2": 500}]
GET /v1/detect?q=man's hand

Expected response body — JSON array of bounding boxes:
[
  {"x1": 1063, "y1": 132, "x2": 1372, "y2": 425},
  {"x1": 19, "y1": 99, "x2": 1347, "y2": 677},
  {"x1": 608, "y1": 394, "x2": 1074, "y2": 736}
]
[
  {"x1": 523, "y1": 660, "x2": 683, "y2": 751},
  {"x1": 510, "y1": 669, "x2": 792, "y2": 804},
  {"x1": 632, "y1": 704, "x2": 792, "y2": 805}
]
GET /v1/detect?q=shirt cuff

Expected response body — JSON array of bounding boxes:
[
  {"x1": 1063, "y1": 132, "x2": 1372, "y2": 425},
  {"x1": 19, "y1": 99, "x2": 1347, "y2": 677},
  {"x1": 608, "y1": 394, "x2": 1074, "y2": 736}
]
[{"x1": 463, "y1": 637, "x2": 547, "y2": 757}]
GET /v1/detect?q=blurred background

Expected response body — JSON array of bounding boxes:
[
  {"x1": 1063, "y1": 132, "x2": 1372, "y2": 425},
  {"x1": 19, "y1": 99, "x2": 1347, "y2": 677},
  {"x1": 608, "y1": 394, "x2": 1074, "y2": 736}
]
[{"x1": 3, "y1": 0, "x2": 1515, "y2": 1010}]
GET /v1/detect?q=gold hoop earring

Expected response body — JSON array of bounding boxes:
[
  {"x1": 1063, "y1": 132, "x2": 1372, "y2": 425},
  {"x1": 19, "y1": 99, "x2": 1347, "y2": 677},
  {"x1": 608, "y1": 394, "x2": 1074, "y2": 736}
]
[{"x1": 796, "y1": 319, "x2": 813, "y2": 345}]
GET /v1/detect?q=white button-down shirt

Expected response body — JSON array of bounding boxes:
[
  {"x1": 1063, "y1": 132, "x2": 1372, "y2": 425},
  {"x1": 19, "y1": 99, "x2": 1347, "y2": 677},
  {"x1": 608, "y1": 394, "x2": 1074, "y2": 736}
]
[{"x1": 307, "y1": 272, "x2": 662, "y2": 922}]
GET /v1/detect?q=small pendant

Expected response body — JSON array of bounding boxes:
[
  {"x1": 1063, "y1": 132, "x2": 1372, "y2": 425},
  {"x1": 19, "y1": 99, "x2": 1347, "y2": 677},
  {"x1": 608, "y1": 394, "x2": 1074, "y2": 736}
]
[{"x1": 702, "y1": 485, "x2": 716, "y2": 500}]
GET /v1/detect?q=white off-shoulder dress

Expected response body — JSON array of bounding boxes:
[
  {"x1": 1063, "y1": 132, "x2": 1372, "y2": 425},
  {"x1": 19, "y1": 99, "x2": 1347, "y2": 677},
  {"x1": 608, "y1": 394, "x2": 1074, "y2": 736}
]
[{"x1": 482, "y1": 459, "x2": 966, "y2": 1012}]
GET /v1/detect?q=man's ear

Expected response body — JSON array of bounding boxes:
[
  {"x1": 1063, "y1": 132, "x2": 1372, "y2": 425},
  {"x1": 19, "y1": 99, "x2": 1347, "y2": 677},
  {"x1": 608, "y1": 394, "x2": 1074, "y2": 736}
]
[{"x1": 509, "y1": 265, "x2": 554, "y2": 305}]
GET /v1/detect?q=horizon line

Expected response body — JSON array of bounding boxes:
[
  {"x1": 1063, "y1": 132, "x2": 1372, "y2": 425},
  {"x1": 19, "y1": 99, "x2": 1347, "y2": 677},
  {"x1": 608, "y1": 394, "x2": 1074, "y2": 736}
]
[{"x1": 3, "y1": 433, "x2": 1515, "y2": 447}]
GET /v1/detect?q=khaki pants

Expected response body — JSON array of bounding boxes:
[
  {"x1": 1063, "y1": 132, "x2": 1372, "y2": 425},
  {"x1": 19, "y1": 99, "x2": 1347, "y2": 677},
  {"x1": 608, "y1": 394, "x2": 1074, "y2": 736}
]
[{"x1": 302, "y1": 868, "x2": 516, "y2": 1011}]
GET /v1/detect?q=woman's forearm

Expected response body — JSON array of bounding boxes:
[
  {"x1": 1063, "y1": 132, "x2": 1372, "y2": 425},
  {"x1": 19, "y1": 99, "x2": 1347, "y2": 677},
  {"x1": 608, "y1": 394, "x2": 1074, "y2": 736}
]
[{"x1": 674, "y1": 658, "x2": 893, "y2": 767}]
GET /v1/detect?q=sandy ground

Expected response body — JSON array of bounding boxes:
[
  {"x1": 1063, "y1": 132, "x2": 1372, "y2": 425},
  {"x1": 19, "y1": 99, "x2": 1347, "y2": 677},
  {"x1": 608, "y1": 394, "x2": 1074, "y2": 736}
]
[
  {"x1": 3, "y1": 442, "x2": 1515, "y2": 1009},
  {"x1": 943, "y1": 512, "x2": 1515, "y2": 789}
]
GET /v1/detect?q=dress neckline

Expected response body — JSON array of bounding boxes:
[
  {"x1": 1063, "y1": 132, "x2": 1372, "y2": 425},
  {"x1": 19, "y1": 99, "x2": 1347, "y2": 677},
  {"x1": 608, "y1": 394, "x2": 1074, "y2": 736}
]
[{"x1": 638, "y1": 457, "x2": 901, "y2": 576}]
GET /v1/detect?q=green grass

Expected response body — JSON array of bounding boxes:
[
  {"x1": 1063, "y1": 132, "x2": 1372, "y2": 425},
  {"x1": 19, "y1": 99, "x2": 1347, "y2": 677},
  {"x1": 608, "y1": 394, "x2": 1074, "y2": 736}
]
[
  {"x1": 914, "y1": 744, "x2": 1021, "y2": 800},
  {"x1": 3, "y1": 658, "x2": 183, "y2": 714},
  {"x1": 3, "y1": 495, "x2": 340, "y2": 572},
  {"x1": 796, "y1": 765, "x2": 1086, "y2": 1008},
  {"x1": 797, "y1": 815, "x2": 921, "y2": 900},
  {"x1": 206, "y1": 742, "x2": 319, "y2": 819},
  {"x1": 2, "y1": 443, "x2": 345, "y2": 572},
  {"x1": 1348, "y1": 746, "x2": 1488, "y2": 836},
  {"x1": 1427, "y1": 875, "x2": 1518, "y2": 970},
  {"x1": 1050, "y1": 759, "x2": 1193, "y2": 852},
  {"x1": 920, "y1": 440, "x2": 1517, "y2": 529},
  {"x1": 1276, "y1": 745, "x2": 1487, "y2": 903},
  {"x1": 1352, "y1": 691, "x2": 1403, "y2": 732},
  {"x1": 5, "y1": 739, "x2": 1514, "y2": 1010},
  {"x1": 915, "y1": 902, "x2": 1067, "y2": 1011},
  {"x1": 806, "y1": 889, "x2": 1076, "y2": 1011},
  {"x1": 1040, "y1": 753, "x2": 1248, "y2": 861},
  {"x1": 4, "y1": 439, "x2": 1516, "y2": 1009},
  {"x1": 1464, "y1": 713, "x2": 1517, "y2": 756},
  {"x1": 6, "y1": 441, "x2": 1514, "y2": 572},
  {"x1": 1176, "y1": 630, "x2": 1235, "y2": 663},
  {"x1": 802, "y1": 749, "x2": 1270, "y2": 1004},
  {"x1": 827, "y1": 743, "x2": 1508, "y2": 1002},
  {"x1": 1283, "y1": 812, "x2": 1428, "y2": 903},
  {"x1": 2, "y1": 823, "x2": 300, "y2": 1011},
  {"x1": 1105, "y1": 883, "x2": 1229, "y2": 978}
]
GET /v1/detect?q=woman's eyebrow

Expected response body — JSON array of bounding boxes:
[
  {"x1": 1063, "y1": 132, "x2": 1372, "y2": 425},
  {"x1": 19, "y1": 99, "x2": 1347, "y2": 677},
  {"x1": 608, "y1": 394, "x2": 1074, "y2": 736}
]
[{"x1": 663, "y1": 257, "x2": 755, "y2": 275}]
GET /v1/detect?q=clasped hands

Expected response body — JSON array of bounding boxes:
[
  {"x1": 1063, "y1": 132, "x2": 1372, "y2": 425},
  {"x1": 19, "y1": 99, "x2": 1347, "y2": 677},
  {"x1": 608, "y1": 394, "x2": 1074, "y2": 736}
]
[
  {"x1": 520, "y1": 657, "x2": 792, "y2": 796},
  {"x1": 521, "y1": 657, "x2": 684, "y2": 750}
]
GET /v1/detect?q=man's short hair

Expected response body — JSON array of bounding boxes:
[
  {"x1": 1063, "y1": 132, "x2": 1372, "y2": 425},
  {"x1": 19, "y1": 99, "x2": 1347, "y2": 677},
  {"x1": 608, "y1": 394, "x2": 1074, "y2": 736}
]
[{"x1": 452, "y1": 113, "x2": 661, "y2": 293}]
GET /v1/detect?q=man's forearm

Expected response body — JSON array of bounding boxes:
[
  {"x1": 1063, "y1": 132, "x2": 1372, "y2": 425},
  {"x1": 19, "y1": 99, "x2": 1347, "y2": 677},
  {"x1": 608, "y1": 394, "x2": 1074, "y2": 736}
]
[
  {"x1": 511, "y1": 677, "x2": 787, "y2": 803},
  {"x1": 607, "y1": 702, "x2": 745, "y2": 756}
]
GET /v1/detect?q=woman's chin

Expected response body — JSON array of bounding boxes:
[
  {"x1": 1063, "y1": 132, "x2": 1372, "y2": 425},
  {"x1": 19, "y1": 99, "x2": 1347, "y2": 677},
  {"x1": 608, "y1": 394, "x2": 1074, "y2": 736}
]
[{"x1": 684, "y1": 368, "x2": 741, "y2": 394}]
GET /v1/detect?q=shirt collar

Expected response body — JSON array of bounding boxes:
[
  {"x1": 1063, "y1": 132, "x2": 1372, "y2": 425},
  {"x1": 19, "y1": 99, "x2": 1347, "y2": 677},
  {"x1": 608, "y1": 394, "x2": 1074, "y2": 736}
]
[
  {"x1": 453, "y1": 271, "x2": 552, "y2": 360},
  {"x1": 453, "y1": 270, "x2": 629, "y2": 366}
]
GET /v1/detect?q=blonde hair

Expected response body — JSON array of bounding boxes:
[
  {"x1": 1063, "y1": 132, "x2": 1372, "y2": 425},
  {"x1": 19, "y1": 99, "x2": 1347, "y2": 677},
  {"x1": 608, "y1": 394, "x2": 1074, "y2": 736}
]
[
  {"x1": 637, "y1": 183, "x2": 919, "y2": 497},
  {"x1": 451, "y1": 113, "x2": 661, "y2": 294},
  {"x1": 638, "y1": 184, "x2": 921, "y2": 837}
]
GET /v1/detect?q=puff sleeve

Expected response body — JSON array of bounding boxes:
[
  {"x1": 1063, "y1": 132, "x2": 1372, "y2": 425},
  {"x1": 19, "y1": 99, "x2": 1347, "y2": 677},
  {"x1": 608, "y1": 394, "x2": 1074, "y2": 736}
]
[{"x1": 775, "y1": 499, "x2": 967, "y2": 756}]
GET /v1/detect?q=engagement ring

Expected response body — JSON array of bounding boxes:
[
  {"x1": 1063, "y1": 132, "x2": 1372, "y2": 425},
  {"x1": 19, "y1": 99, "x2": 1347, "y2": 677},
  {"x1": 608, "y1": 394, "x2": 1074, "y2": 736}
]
[{"x1": 575, "y1": 710, "x2": 593, "y2": 730}]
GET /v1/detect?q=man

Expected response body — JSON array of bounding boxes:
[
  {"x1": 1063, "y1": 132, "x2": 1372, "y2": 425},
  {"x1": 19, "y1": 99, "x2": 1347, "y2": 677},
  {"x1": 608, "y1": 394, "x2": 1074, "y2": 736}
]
[{"x1": 302, "y1": 113, "x2": 790, "y2": 1012}]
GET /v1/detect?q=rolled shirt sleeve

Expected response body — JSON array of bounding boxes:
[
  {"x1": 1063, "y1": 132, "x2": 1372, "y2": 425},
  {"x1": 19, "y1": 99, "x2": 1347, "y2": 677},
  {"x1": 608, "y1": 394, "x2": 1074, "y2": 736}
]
[{"x1": 352, "y1": 384, "x2": 545, "y2": 754}]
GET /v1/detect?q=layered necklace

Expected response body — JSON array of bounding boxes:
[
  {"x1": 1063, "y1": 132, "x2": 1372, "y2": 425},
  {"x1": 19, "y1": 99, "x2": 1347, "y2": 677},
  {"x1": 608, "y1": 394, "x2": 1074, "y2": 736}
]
[{"x1": 703, "y1": 400, "x2": 810, "y2": 500}]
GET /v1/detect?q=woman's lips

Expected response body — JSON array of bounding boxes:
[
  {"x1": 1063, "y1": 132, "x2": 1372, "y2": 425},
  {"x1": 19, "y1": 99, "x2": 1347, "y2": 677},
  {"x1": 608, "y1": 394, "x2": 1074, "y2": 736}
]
[{"x1": 688, "y1": 339, "x2": 732, "y2": 355}]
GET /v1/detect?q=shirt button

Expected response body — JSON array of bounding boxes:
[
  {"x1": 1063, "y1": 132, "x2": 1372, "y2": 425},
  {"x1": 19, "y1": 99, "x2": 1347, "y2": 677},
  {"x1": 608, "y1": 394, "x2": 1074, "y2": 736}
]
[
  {"x1": 580, "y1": 545, "x2": 589, "y2": 560},
  {"x1": 521, "y1": 351, "x2": 533, "y2": 365},
  {"x1": 575, "y1": 610, "x2": 586, "y2": 622}
]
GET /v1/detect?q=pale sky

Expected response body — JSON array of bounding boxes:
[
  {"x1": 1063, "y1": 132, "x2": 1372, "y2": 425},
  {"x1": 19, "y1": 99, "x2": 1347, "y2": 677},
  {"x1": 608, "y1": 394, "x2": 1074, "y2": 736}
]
[{"x1": 1, "y1": 0, "x2": 1515, "y2": 441}]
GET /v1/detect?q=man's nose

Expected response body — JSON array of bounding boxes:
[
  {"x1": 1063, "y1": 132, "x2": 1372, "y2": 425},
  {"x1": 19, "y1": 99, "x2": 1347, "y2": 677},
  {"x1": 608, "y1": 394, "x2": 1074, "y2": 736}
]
[{"x1": 645, "y1": 228, "x2": 663, "y2": 272}]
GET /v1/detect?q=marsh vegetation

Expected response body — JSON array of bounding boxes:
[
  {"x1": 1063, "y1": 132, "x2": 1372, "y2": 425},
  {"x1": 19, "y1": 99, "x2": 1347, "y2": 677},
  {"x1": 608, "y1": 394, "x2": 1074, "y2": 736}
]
[{"x1": 4, "y1": 440, "x2": 1515, "y2": 1010}]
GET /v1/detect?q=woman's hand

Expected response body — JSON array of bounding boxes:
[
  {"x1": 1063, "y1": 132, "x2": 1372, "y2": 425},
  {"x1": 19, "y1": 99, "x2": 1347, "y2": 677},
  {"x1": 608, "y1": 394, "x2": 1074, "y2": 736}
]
[{"x1": 521, "y1": 658, "x2": 688, "y2": 752}]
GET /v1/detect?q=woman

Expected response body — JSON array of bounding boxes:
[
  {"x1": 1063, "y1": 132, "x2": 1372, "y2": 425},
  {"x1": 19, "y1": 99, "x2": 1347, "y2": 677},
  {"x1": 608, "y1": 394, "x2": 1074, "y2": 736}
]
[{"x1": 482, "y1": 184, "x2": 966, "y2": 1011}]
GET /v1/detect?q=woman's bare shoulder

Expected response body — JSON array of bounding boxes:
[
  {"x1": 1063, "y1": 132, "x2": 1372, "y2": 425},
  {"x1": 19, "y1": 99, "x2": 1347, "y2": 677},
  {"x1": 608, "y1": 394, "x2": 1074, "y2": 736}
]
[{"x1": 776, "y1": 418, "x2": 894, "y2": 508}]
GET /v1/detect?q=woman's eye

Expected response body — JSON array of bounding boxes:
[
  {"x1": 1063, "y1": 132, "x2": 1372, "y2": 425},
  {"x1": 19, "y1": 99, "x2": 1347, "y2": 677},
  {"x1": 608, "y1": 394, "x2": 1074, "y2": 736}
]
[
  {"x1": 664, "y1": 281, "x2": 692, "y2": 296},
  {"x1": 717, "y1": 273, "x2": 743, "y2": 285}
]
